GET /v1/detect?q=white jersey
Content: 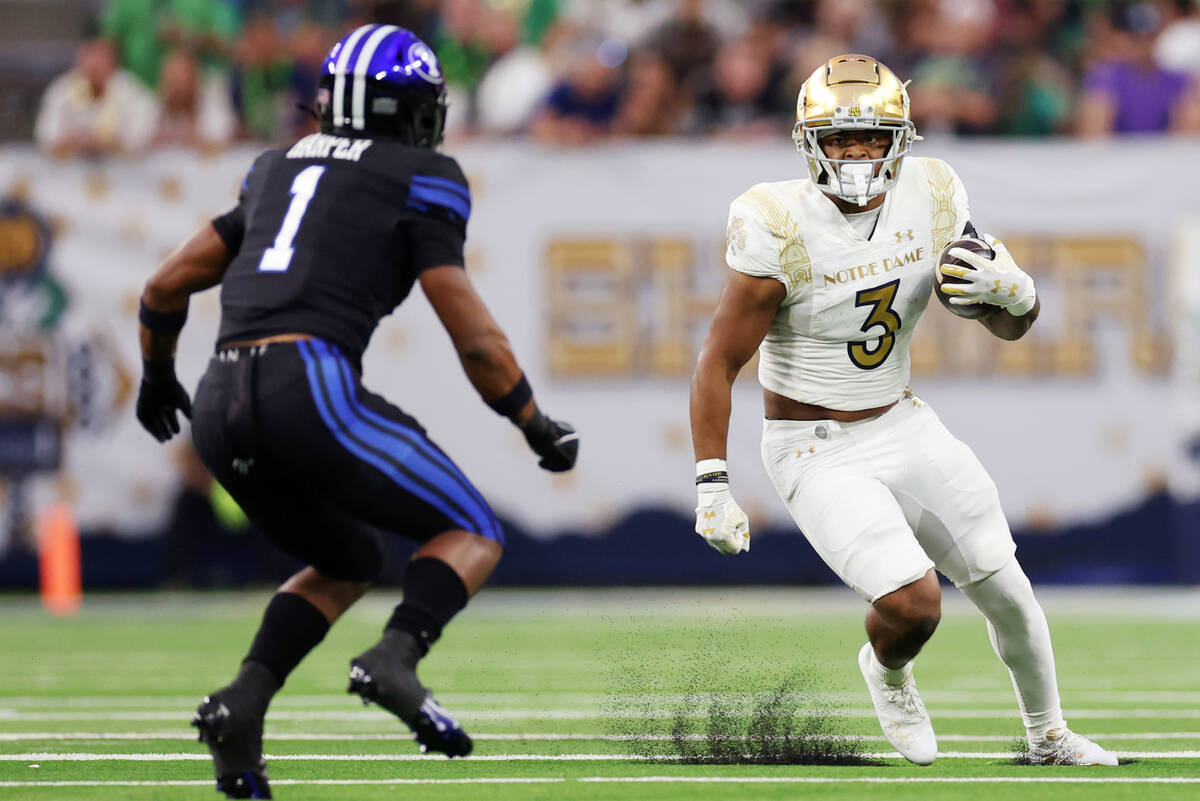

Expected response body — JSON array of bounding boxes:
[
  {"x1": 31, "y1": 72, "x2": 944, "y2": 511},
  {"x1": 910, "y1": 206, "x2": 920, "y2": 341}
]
[{"x1": 725, "y1": 156, "x2": 971, "y2": 410}]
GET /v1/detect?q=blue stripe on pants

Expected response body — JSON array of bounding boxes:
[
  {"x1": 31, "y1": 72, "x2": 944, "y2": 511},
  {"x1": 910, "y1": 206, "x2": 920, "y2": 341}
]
[
  {"x1": 298, "y1": 341, "x2": 477, "y2": 534},
  {"x1": 319, "y1": 343, "x2": 502, "y2": 542},
  {"x1": 307, "y1": 341, "x2": 500, "y2": 541}
]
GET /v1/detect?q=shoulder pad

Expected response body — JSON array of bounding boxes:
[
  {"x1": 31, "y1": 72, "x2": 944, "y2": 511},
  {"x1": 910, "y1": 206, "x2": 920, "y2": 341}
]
[
  {"x1": 732, "y1": 183, "x2": 804, "y2": 238},
  {"x1": 406, "y1": 152, "x2": 471, "y2": 226},
  {"x1": 726, "y1": 183, "x2": 813, "y2": 292},
  {"x1": 237, "y1": 149, "x2": 277, "y2": 203}
]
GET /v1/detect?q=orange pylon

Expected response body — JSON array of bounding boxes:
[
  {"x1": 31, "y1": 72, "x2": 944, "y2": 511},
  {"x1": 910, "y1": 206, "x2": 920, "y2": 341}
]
[{"x1": 37, "y1": 504, "x2": 81, "y2": 616}]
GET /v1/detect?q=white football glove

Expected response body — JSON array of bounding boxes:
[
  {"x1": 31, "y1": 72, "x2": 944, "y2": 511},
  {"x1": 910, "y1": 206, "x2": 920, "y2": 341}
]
[
  {"x1": 939, "y1": 234, "x2": 1036, "y2": 316},
  {"x1": 695, "y1": 482, "x2": 751, "y2": 555}
]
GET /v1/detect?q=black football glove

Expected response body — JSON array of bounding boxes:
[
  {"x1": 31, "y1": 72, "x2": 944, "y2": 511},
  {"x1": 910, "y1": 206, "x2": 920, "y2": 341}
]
[
  {"x1": 136, "y1": 358, "x2": 192, "y2": 442},
  {"x1": 520, "y1": 409, "x2": 579, "y2": 472}
]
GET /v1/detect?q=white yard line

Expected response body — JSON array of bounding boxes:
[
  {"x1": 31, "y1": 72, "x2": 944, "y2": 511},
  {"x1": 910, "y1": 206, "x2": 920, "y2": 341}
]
[
  {"x1": 931, "y1": 751, "x2": 1200, "y2": 758},
  {"x1": 4, "y1": 708, "x2": 1200, "y2": 721},
  {"x1": 3, "y1": 586, "x2": 1192, "y2": 619},
  {"x1": 0, "y1": 779, "x2": 561, "y2": 787},
  {"x1": 4, "y1": 691, "x2": 1200, "y2": 707},
  {"x1": 1, "y1": 732, "x2": 1199, "y2": 743},
  {"x1": 2, "y1": 751, "x2": 1198, "y2": 761},
  {"x1": 1, "y1": 777, "x2": 1199, "y2": 789},
  {"x1": 577, "y1": 777, "x2": 1200, "y2": 784}
]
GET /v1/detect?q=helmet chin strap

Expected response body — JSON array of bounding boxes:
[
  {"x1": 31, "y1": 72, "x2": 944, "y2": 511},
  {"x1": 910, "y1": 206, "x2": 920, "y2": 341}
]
[{"x1": 836, "y1": 162, "x2": 875, "y2": 207}]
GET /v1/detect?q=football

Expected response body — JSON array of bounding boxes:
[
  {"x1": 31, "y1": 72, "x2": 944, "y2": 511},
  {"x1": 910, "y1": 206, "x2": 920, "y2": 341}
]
[{"x1": 934, "y1": 237, "x2": 999, "y2": 320}]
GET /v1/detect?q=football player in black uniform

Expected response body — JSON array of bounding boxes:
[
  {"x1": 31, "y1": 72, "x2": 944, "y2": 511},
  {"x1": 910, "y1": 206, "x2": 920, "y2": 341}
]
[{"x1": 135, "y1": 25, "x2": 578, "y2": 800}]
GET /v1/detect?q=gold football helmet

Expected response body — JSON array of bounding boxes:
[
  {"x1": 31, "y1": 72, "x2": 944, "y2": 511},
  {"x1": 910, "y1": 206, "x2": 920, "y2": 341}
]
[{"x1": 792, "y1": 54, "x2": 917, "y2": 206}]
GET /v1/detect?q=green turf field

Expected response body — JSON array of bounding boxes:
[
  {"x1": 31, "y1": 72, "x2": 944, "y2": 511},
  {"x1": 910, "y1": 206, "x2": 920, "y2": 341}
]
[{"x1": 1, "y1": 587, "x2": 1197, "y2": 800}]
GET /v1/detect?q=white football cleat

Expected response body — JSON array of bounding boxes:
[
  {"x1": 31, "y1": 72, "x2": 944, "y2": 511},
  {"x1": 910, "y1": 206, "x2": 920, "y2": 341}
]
[
  {"x1": 857, "y1": 642, "x2": 937, "y2": 765},
  {"x1": 1028, "y1": 728, "x2": 1118, "y2": 766}
]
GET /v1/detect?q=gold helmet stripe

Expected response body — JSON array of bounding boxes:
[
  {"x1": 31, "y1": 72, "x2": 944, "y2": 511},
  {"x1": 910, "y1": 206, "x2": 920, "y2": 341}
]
[{"x1": 825, "y1": 55, "x2": 880, "y2": 86}]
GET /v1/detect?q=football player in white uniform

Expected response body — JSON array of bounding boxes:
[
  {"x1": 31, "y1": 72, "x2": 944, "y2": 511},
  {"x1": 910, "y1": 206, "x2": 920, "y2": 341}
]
[{"x1": 689, "y1": 54, "x2": 1117, "y2": 768}]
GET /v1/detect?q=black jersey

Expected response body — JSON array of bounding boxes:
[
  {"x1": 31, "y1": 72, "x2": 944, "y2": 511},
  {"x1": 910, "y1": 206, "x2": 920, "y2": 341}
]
[{"x1": 210, "y1": 133, "x2": 470, "y2": 366}]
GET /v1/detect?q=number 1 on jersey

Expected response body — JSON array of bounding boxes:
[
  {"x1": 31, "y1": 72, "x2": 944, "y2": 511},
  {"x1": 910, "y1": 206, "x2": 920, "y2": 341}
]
[{"x1": 259, "y1": 165, "x2": 326, "y2": 273}]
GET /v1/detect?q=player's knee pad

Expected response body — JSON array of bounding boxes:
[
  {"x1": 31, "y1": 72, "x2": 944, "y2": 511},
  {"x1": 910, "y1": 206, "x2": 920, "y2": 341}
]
[
  {"x1": 964, "y1": 558, "x2": 1037, "y2": 621},
  {"x1": 969, "y1": 556, "x2": 1018, "y2": 589}
]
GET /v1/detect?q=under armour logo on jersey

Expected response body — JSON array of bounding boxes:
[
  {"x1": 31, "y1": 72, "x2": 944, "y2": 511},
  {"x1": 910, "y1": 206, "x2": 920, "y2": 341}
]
[
  {"x1": 991, "y1": 280, "x2": 1019, "y2": 298},
  {"x1": 894, "y1": 229, "x2": 914, "y2": 244}
]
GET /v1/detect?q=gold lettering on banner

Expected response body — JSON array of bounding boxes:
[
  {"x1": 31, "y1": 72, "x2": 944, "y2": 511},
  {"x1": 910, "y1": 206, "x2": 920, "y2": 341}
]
[
  {"x1": 546, "y1": 240, "x2": 636, "y2": 375},
  {"x1": 545, "y1": 233, "x2": 1169, "y2": 378},
  {"x1": 649, "y1": 239, "x2": 711, "y2": 374},
  {"x1": 545, "y1": 238, "x2": 719, "y2": 377},
  {"x1": 909, "y1": 234, "x2": 1170, "y2": 377}
]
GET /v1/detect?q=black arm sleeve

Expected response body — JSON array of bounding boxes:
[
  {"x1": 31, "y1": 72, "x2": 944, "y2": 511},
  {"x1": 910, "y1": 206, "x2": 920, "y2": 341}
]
[
  {"x1": 407, "y1": 217, "x2": 466, "y2": 273},
  {"x1": 210, "y1": 205, "x2": 245, "y2": 253},
  {"x1": 962, "y1": 219, "x2": 980, "y2": 239}
]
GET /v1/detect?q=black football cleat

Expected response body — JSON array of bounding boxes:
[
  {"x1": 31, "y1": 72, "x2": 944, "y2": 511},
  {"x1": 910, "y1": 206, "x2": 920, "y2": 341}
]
[
  {"x1": 348, "y1": 655, "x2": 473, "y2": 757},
  {"x1": 192, "y1": 694, "x2": 272, "y2": 799}
]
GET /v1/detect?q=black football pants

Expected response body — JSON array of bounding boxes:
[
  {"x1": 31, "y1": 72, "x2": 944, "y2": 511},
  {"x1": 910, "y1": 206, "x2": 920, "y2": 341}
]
[{"x1": 190, "y1": 338, "x2": 503, "y2": 582}]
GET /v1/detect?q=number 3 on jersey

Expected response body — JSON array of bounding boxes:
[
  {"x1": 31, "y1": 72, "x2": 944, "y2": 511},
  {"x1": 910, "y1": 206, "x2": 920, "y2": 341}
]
[
  {"x1": 849, "y1": 279, "x2": 901, "y2": 370},
  {"x1": 259, "y1": 165, "x2": 326, "y2": 272}
]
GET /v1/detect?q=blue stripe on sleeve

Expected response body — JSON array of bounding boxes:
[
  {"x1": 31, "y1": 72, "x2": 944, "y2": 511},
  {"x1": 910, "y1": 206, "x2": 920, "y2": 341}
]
[
  {"x1": 407, "y1": 184, "x2": 471, "y2": 222},
  {"x1": 298, "y1": 341, "x2": 476, "y2": 534},
  {"x1": 412, "y1": 174, "x2": 470, "y2": 199}
]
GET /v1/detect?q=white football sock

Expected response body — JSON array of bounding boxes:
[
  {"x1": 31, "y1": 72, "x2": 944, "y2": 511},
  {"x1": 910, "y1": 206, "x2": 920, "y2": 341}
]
[
  {"x1": 867, "y1": 644, "x2": 911, "y2": 684},
  {"x1": 960, "y1": 559, "x2": 1066, "y2": 740}
]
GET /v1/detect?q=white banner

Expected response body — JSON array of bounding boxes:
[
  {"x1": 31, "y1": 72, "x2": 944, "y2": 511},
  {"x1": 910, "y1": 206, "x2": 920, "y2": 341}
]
[
  {"x1": 1172, "y1": 212, "x2": 1200, "y2": 501},
  {"x1": 0, "y1": 138, "x2": 1196, "y2": 540}
]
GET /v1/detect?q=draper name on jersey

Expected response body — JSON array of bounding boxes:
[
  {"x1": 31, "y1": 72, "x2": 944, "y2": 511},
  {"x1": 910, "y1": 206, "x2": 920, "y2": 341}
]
[{"x1": 286, "y1": 133, "x2": 374, "y2": 162}]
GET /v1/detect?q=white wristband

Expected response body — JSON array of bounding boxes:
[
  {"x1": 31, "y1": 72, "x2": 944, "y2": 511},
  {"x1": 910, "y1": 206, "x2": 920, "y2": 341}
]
[{"x1": 696, "y1": 458, "x2": 727, "y2": 477}]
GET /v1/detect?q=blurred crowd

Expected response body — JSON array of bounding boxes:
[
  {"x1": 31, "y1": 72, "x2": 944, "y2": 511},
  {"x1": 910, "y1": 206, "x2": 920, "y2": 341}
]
[{"x1": 32, "y1": 0, "x2": 1200, "y2": 157}]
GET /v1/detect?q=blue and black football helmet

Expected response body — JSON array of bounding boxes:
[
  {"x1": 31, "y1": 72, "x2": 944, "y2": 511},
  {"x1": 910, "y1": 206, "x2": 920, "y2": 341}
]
[{"x1": 317, "y1": 25, "x2": 447, "y2": 147}]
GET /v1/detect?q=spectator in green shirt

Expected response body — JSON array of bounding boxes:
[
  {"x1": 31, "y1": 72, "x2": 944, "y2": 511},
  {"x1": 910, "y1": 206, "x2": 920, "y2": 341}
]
[
  {"x1": 231, "y1": 14, "x2": 293, "y2": 142},
  {"x1": 101, "y1": 0, "x2": 241, "y2": 88}
]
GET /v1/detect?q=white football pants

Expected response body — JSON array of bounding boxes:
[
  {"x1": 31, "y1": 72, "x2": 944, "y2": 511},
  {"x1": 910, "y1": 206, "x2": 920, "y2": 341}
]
[
  {"x1": 761, "y1": 395, "x2": 1063, "y2": 735},
  {"x1": 760, "y1": 395, "x2": 1015, "y2": 602}
]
